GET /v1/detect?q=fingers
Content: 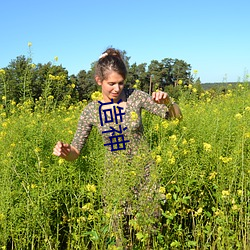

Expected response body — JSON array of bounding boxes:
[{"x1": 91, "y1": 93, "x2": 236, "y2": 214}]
[
  {"x1": 152, "y1": 91, "x2": 170, "y2": 104},
  {"x1": 53, "y1": 141, "x2": 71, "y2": 158}
]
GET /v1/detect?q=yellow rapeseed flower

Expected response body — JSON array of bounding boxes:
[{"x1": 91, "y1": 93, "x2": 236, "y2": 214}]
[
  {"x1": 237, "y1": 189, "x2": 243, "y2": 196},
  {"x1": 222, "y1": 190, "x2": 230, "y2": 197},
  {"x1": 130, "y1": 111, "x2": 138, "y2": 121},
  {"x1": 178, "y1": 79, "x2": 183, "y2": 85},
  {"x1": 182, "y1": 139, "x2": 187, "y2": 145},
  {"x1": 234, "y1": 113, "x2": 242, "y2": 120},
  {"x1": 203, "y1": 142, "x2": 212, "y2": 152},
  {"x1": 244, "y1": 132, "x2": 250, "y2": 138},
  {"x1": 165, "y1": 193, "x2": 172, "y2": 199},
  {"x1": 162, "y1": 120, "x2": 168, "y2": 128},
  {"x1": 154, "y1": 123, "x2": 159, "y2": 131},
  {"x1": 28, "y1": 42, "x2": 32, "y2": 47},
  {"x1": 195, "y1": 207, "x2": 203, "y2": 216},
  {"x1": 232, "y1": 204, "x2": 239, "y2": 211},
  {"x1": 0, "y1": 213, "x2": 5, "y2": 221},
  {"x1": 219, "y1": 156, "x2": 232, "y2": 164},
  {"x1": 208, "y1": 171, "x2": 217, "y2": 180},
  {"x1": 155, "y1": 155, "x2": 162, "y2": 164},
  {"x1": 86, "y1": 184, "x2": 97, "y2": 193},
  {"x1": 81, "y1": 203, "x2": 93, "y2": 212},
  {"x1": 91, "y1": 91, "x2": 103, "y2": 101},
  {"x1": 54, "y1": 56, "x2": 58, "y2": 62},
  {"x1": 169, "y1": 134, "x2": 177, "y2": 141},
  {"x1": 168, "y1": 156, "x2": 176, "y2": 165},
  {"x1": 192, "y1": 88, "x2": 197, "y2": 93},
  {"x1": 193, "y1": 69, "x2": 198, "y2": 74},
  {"x1": 0, "y1": 69, "x2": 6, "y2": 75},
  {"x1": 158, "y1": 186, "x2": 166, "y2": 194}
]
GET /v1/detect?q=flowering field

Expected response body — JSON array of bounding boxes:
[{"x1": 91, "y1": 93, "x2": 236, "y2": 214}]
[{"x1": 0, "y1": 83, "x2": 249, "y2": 249}]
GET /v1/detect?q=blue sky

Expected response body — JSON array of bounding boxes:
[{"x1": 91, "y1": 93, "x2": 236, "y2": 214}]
[{"x1": 1, "y1": 0, "x2": 249, "y2": 83}]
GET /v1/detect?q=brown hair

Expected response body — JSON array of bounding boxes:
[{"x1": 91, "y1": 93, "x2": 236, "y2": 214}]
[{"x1": 95, "y1": 48, "x2": 127, "y2": 81}]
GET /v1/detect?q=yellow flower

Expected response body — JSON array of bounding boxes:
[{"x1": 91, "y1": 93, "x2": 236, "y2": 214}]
[
  {"x1": 192, "y1": 88, "x2": 197, "y2": 93},
  {"x1": 169, "y1": 134, "x2": 177, "y2": 141},
  {"x1": 208, "y1": 171, "x2": 217, "y2": 180},
  {"x1": 2, "y1": 122, "x2": 8, "y2": 128},
  {"x1": 130, "y1": 111, "x2": 138, "y2": 121},
  {"x1": 158, "y1": 186, "x2": 166, "y2": 194},
  {"x1": 0, "y1": 69, "x2": 6, "y2": 75},
  {"x1": 165, "y1": 193, "x2": 172, "y2": 199},
  {"x1": 232, "y1": 204, "x2": 239, "y2": 211},
  {"x1": 86, "y1": 184, "x2": 96, "y2": 193},
  {"x1": 48, "y1": 74, "x2": 55, "y2": 80},
  {"x1": 234, "y1": 113, "x2": 242, "y2": 120},
  {"x1": 188, "y1": 84, "x2": 193, "y2": 89},
  {"x1": 58, "y1": 158, "x2": 65, "y2": 165},
  {"x1": 203, "y1": 142, "x2": 212, "y2": 152},
  {"x1": 245, "y1": 132, "x2": 250, "y2": 138},
  {"x1": 182, "y1": 139, "x2": 187, "y2": 145},
  {"x1": 34, "y1": 147, "x2": 41, "y2": 153},
  {"x1": 135, "y1": 79, "x2": 140, "y2": 83},
  {"x1": 155, "y1": 155, "x2": 162, "y2": 164},
  {"x1": 48, "y1": 95, "x2": 54, "y2": 100},
  {"x1": 71, "y1": 83, "x2": 76, "y2": 89},
  {"x1": 81, "y1": 203, "x2": 93, "y2": 212},
  {"x1": 28, "y1": 42, "x2": 32, "y2": 47},
  {"x1": 133, "y1": 84, "x2": 138, "y2": 89},
  {"x1": 0, "y1": 213, "x2": 5, "y2": 221},
  {"x1": 91, "y1": 91, "x2": 103, "y2": 101},
  {"x1": 222, "y1": 190, "x2": 230, "y2": 197},
  {"x1": 2, "y1": 96, "x2": 6, "y2": 100},
  {"x1": 245, "y1": 106, "x2": 250, "y2": 112},
  {"x1": 219, "y1": 156, "x2": 232, "y2": 164},
  {"x1": 237, "y1": 189, "x2": 243, "y2": 196},
  {"x1": 193, "y1": 69, "x2": 198, "y2": 74},
  {"x1": 168, "y1": 156, "x2": 175, "y2": 165},
  {"x1": 189, "y1": 138, "x2": 195, "y2": 144},
  {"x1": 54, "y1": 56, "x2": 58, "y2": 62},
  {"x1": 154, "y1": 123, "x2": 159, "y2": 131},
  {"x1": 162, "y1": 120, "x2": 168, "y2": 128},
  {"x1": 195, "y1": 207, "x2": 203, "y2": 216},
  {"x1": 178, "y1": 79, "x2": 183, "y2": 85}
]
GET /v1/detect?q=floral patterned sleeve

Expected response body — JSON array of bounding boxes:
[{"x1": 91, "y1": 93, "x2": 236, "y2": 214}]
[
  {"x1": 71, "y1": 102, "x2": 96, "y2": 152},
  {"x1": 136, "y1": 90, "x2": 169, "y2": 119}
]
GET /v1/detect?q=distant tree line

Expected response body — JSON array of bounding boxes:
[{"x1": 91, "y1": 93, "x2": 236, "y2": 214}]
[{"x1": 0, "y1": 51, "x2": 201, "y2": 106}]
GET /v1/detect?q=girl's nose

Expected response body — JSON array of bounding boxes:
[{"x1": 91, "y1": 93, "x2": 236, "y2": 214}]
[{"x1": 114, "y1": 84, "x2": 120, "y2": 92}]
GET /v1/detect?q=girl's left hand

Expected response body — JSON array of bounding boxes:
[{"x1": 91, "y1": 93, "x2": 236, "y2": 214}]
[{"x1": 152, "y1": 91, "x2": 171, "y2": 104}]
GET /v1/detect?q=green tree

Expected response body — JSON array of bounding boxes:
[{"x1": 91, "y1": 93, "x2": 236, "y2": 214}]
[{"x1": 5, "y1": 55, "x2": 33, "y2": 102}]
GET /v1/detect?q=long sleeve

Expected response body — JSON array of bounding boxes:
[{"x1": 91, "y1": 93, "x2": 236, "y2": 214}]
[
  {"x1": 136, "y1": 90, "x2": 169, "y2": 119},
  {"x1": 71, "y1": 102, "x2": 96, "y2": 152}
]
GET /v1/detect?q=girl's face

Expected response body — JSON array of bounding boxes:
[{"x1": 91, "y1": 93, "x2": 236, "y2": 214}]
[{"x1": 96, "y1": 71, "x2": 125, "y2": 102}]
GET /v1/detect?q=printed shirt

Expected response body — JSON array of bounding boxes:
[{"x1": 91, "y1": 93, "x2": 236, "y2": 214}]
[{"x1": 71, "y1": 88, "x2": 169, "y2": 155}]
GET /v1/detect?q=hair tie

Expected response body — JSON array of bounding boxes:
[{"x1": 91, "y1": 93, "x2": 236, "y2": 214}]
[{"x1": 99, "y1": 52, "x2": 108, "y2": 59}]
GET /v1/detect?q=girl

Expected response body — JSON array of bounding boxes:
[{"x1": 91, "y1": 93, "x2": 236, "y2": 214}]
[{"x1": 53, "y1": 48, "x2": 182, "y2": 247}]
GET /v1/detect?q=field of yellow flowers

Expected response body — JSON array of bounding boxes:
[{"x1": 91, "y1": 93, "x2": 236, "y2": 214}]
[{"x1": 0, "y1": 83, "x2": 249, "y2": 249}]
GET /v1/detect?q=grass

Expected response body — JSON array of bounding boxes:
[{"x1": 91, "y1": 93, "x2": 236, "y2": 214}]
[{"x1": 0, "y1": 83, "x2": 249, "y2": 249}]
